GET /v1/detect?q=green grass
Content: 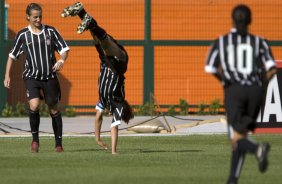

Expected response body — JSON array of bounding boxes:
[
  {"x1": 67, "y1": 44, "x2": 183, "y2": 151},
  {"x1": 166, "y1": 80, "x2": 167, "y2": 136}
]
[{"x1": 0, "y1": 135, "x2": 281, "y2": 184}]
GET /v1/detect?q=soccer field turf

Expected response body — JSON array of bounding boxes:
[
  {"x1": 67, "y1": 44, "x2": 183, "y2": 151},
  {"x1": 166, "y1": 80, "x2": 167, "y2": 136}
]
[{"x1": 0, "y1": 135, "x2": 281, "y2": 184}]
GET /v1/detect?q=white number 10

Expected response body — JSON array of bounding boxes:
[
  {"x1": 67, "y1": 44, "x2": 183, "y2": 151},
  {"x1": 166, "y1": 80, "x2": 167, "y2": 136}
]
[{"x1": 227, "y1": 44, "x2": 253, "y2": 77}]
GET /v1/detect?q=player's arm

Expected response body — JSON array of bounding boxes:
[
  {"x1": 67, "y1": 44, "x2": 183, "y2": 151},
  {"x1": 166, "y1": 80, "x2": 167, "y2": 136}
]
[
  {"x1": 266, "y1": 67, "x2": 276, "y2": 81},
  {"x1": 4, "y1": 57, "x2": 14, "y2": 89},
  {"x1": 4, "y1": 32, "x2": 23, "y2": 88},
  {"x1": 260, "y1": 39, "x2": 276, "y2": 82},
  {"x1": 205, "y1": 41, "x2": 221, "y2": 81},
  {"x1": 52, "y1": 50, "x2": 69, "y2": 72}
]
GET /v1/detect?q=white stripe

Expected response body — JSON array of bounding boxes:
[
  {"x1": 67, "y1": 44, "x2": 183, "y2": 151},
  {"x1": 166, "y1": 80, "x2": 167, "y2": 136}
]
[
  {"x1": 37, "y1": 34, "x2": 44, "y2": 80},
  {"x1": 237, "y1": 34, "x2": 241, "y2": 44},
  {"x1": 235, "y1": 155, "x2": 244, "y2": 177},
  {"x1": 43, "y1": 31, "x2": 50, "y2": 76},
  {"x1": 59, "y1": 47, "x2": 70, "y2": 55},
  {"x1": 116, "y1": 107, "x2": 123, "y2": 117},
  {"x1": 228, "y1": 125, "x2": 234, "y2": 140},
  {"x1": 95, "y1": 105, "x2": 104, "y2": 112},
  {"x1": 107, "y1": 73, "x2": 114, "y2": 96},
  {"x1": 111, "y1": 120, "x2": 121, "y2": 128},
  {"x1": 262, "y1": 40, "x2": 273, "y2": 61},
  {"x1": 10, "y1": 32, "x2": 25, "y2": 57},
  {"x1": 121, "y1": 83, "x2": 124, "y2": 98},
  {"x1": 255, "y1": 36, "x2": 259, "y2": 58},
  {"x1": 112, "y1": 76, "x2": 119, "y2": 99},
  {"x1": 265, "y1": 60, "x2": 276, "y2": 70},
  {"x1": 103, "y1": 69, "x2": 110, "y2": 100},
  {"x1": 229, "y1": 33, "x2": 240, "y2": 81},
  {"x1": 47, "y1": 29, "x2": 55, "y2": 78},
  {"x1": 219, "y1": 36, "x2": 231, "y2": 79},
  {"x1": 9, "y1": 53, "x2": 16, "y2": 60},
  {"x1": 205, "y1": 50, "x2": 218, "y2": 73},
  {"x1": 24, "y1": 61, "x2": 30, "y2": 78},
  {"x1": 100, "y1": 68, "x2": 107, "y2": 95},
  {"x1": 204, "y1": 65, "x2": 217, "y2": 73},
  {"x1": 99, "y1": 69, "x2": 107, "y2": 106},
  {"x1": 25, "y1": 32, "x2": 36, "y2": 76},
  {"x1": 31, "y1": 32, "x2": 39, "y2": 79}
]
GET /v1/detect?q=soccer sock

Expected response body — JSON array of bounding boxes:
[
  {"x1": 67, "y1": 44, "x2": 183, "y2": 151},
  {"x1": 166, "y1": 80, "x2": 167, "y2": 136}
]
[
  {"x1": 89, "y1": 19, "x2": 107, "y2": 40},
  {"x1": 51, "y1": 111, "x2": 63, "y2": 147},
  {"x1": 77, "y1": 8, "x2": 87, "y2": 19},
  {"x1": 228, "y1": 146, "x2": 245, "y2": 183},
  {"x1": 29, "y1": 110, "x2": 40, "y2": 142},
  {"x1": 237, "y1": 138, "x2": 258, "y2": 154}
]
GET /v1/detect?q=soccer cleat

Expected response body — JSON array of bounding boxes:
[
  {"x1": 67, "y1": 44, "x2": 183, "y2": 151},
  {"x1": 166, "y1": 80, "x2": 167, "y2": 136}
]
[
  {"x1": 55, "y1": 146, "x2": 64, "y2": 153},
  {"x1": 61, "y1": 2, "x2": 83, "y2": 18},
  {"x1": 31, "y1": 141, "x2": 39, "y2": 153},
  {"x1": 77, "y1": 14, "x2": 92, "y2": 34},
  {"x1": 257, "y1": 143, "x2": 270, "y2": 172}
]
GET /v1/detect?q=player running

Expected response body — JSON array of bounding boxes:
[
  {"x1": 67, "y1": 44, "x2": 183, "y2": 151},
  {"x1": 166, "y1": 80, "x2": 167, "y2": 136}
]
[{"x1": 205, "y1": 4, "x2": 276, "y2": 184}]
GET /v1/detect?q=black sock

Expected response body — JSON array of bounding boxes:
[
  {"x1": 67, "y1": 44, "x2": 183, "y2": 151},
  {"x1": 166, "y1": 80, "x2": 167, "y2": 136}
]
[
  {"x1": 29, "y1": 110, "x2": 40, "y2": 142},
  {"x1": 51, "y1": 111, "x2": 63, "y2": 147},
  {"x1": 89, "y1": 20, "x2": 107, "y2": 40},
  {"x1": 237, "y1": 138, "x2": 258, "y2": 154},
  {"x1": 227, "y1": 146, "x2": 245, "y2": 184},
  {"x1": 78, "y1": 8, "x2": 87, "y2": 19}
]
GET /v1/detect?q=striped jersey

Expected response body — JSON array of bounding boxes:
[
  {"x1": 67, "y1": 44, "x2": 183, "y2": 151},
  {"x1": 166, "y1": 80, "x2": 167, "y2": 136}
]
[
  {"x1": 9, "y1": 25, "x2": 70, "y2": 80},
  {"x1": 205, "y1": 28, "x2": 276, "y2": 87},
  {"x1": 95, "y1": 40, "x2": 128, "y2": 114}
]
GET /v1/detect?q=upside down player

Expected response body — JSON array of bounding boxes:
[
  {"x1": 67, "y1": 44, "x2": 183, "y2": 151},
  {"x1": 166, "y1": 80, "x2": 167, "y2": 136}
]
[
  {"x1": 61, "y1": 2, "x2": 134, "y2": 154},
  {"x1": 205, "y1": 4, "x2": 276, "y2": 184}
]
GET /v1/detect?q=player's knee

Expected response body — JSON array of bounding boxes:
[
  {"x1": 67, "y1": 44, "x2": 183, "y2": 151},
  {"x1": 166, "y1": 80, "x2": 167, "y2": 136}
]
[{"x1": 29, "y1": 103, "x2": 40, "y2": 112}]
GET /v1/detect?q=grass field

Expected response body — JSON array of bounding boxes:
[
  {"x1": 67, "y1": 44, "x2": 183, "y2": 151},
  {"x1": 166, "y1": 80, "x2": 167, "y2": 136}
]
[{"x1": 0, "y1": 134, "x2": 281, "y2": 184}]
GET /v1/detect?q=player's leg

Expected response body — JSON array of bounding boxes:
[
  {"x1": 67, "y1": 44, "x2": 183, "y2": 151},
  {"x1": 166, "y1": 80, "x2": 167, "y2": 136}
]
[
  {"x1": 247, "y1": 85, "x2": 271, "y2": 173},
  {"x1": 24, "y1": 79, "x2": 42, "y2": 153},
  {"x1": 61, "y1": 2, "x2": 127, "y2": 60},
  {"x1": 227, "y1": 126, "x2": 247, "y2": 184},
  {"x1": 43, "y1": 78, "x2": 64, "y2": 152},
  {"x1": 29, "y1": 98, "x2": 41, "y2": 153},
  {"x1": 110, "y1": 102, "x2": 124, "y2": 154},
  {"x1": 61, "y1": 2, "x2": 84, "y2": 18},
  {"x1": 224, "y1": 84, "x2": 251, "y2": 183},
  {"x1": 95, "y1": 102, "x2": 108, "y2": 149},
  {"x1": 92, "y1": 35, "x2": 127, "y2": 62},
  {"x1": 111, "y1": 125, "x2": 118, "y2": 155}
]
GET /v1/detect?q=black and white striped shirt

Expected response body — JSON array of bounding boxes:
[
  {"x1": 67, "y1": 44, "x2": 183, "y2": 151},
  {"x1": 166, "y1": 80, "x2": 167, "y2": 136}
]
[
  {"x1": 205, "y1": 28, "x2": 276, "y2": 86},
  {"x1": 95, "y1": 42, "x2": 127, "y2": 114},
  {"x1": 9, "y1": 25, "x2": 69, "y2": 80}
]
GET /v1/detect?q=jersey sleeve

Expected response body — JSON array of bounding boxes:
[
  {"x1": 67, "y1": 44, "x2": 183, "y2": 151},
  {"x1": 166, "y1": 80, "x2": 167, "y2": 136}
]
[
  {"x1": 51, "y1": 28, "x2": 70, "y2": 55},
  {"x1": 9, "y1": 32, "x2": 24, "y2": 60},
  {"x1": 260, "y1": 39, "x2": 276, "y2": 71},
  {"x1": 205, "y1": 40, "x2": 220, "y2": 74}
]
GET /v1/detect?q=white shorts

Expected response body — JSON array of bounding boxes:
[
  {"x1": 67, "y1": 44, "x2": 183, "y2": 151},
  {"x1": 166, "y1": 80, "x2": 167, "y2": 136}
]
[
  {"x1": 95, "y1": 101, "x2": 105, "y2": 112},
  {"x1": 95, "y1": 101, "x2": 121, "y2": 128}
]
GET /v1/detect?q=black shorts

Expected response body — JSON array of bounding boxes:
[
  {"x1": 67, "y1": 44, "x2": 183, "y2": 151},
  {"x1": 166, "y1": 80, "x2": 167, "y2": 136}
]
[
  {"x1": 24, "y1": 78, "x2": 61, "y2": 106},
  {"x1": 224, "y1": 83, "x2": 264, "y2": 134}
]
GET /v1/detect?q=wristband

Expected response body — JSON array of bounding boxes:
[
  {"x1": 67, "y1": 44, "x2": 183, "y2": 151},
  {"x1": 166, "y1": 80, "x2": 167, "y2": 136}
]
[{"x1": 58, "y1": 59, "x2": 65, "y2": 64}]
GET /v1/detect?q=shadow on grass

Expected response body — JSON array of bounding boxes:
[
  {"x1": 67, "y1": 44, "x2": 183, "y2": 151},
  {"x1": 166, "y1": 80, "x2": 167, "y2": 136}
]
[
  {"x1": 139, "y1": 149, "x2": 203, "y2": 153},
  {"x1": 67, "y1": 148, "x2": 109, "y2": 152}
]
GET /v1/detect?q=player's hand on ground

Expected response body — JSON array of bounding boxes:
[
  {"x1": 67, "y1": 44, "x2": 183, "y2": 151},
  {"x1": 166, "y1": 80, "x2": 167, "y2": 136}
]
[
  {"x1": 52, "y1": 60, "x2": 64, "y2": 72},
  {"x1": 4, "y1": 77, "x2": 11, "y2": 89}
]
